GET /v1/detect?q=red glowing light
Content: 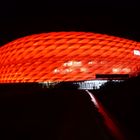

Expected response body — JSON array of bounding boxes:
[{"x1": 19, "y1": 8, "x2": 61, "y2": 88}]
[{"x1": 0, "y1": 32, "x2": 140, "y2": 83}]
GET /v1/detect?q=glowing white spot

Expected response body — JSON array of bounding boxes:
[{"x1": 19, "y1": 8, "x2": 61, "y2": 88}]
[
  {"x1": 80, "y1": 67, "x2": 87, "y2": 72},
  {"x1": 100, "y1": 61, "x2": 106, "y2": 64},
  {"x1": 88, "y1": 61, "x2": 96, "y2": 65},
  {"x1": 122, "y1": 68, "x2": 131, "y2": 73},
  {"x1": 63, "y1": 63, "x2": 67, "y2": 67},
  {"x1": 88, "y1": 61, "x2": 93, "y2": 65},
  {"x1": 67, "y1": 61, "x2": 73, "y2": 66},
  {"x1": 134, "y1": 50, "x2": 140, "y2": 56},
  {"x1": 112, "y1": 68, "x2": 121, "y2": 73},
  {"x1": 53, "y1": 69, "x2": 60, "y2": 73},
  {"x1": 64, "y1": 68, "x2": 73, "y2": 73},
  {"x1": 75, "y1": 80, "x2": 108, "y2": 89},
  {"x1": 74, "y1": 61, "x2": 82, "y2": 66},
  {"x1": 63, "y1": 61, "x2": 82, "y2": 67}
]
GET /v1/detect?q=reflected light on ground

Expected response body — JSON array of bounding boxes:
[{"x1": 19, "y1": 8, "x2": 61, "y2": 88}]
[{"x1": 85, "y1": 90, "x2": 125, "y2": 140}]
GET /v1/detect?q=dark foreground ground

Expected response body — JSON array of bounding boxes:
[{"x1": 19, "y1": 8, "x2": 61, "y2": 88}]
[
  {"x1": 92, "y1": 76, "x2": 140, "y2": 140},
  {"x1": 0, "y1": 76, "x2": 140, "y2": 140},
  {"x1": 0, "y1": 87, "x2": 114, "y2": 140}
]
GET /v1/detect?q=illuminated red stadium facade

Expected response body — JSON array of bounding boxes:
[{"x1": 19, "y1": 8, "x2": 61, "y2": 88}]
[{"x1": 0, "y1": 32, "x2": 140, "y2": 83}]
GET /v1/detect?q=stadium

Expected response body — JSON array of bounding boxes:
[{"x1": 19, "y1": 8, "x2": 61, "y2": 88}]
[
  {"x1": 0, "y1": 32, "x2": 140, "y2": 90},
  {"x1": 0, "y1": 32, "x2": 140, "y2": 84}
]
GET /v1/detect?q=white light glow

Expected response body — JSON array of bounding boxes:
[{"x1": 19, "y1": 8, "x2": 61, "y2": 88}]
[
  {"x1": 64, "y1": 68, "x2": 73, "y2": 73},
  {"x1": 112, "y1": 68, "x2": 121, "y2": 73},
  {"x1": 88, "y1": 61, "x2": 97, "y2": 65},
  {"x1": 134, "y1": 50, "x2": 140, "y2": 56},
  {"x1": 88, "y1": 61, "x2": 94, "y2": 65},
  {"x1": 85, "y1": 90, "x2": 99, "y2": 107},
  {"x1": 53, "y1": 69, "x2": 60, "y2": 73},
  {"x1": 122, "y1": 68, "x2": 131, "y2": 73},
  {"x1": 80, "y1": 67, "x2": 87, "y2": 72},
  {"x1": 75, "y1": 80, "x2": 123, "y2": 89},
  {"x1": 63, "y1": 61, "x2": 82, "y2": 67},
  {"x1": 76, "y1": 80, "x2": 108, "y2": 89}
]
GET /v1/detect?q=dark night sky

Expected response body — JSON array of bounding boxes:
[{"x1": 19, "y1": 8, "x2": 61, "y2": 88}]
[{"x1": 0, "y1": 0, "x2": 140, "y2": 45}]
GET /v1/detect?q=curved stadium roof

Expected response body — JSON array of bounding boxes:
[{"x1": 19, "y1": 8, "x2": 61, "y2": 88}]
[{"x1": 0, "y1": 32, "x2": 140, "y2": 83}]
